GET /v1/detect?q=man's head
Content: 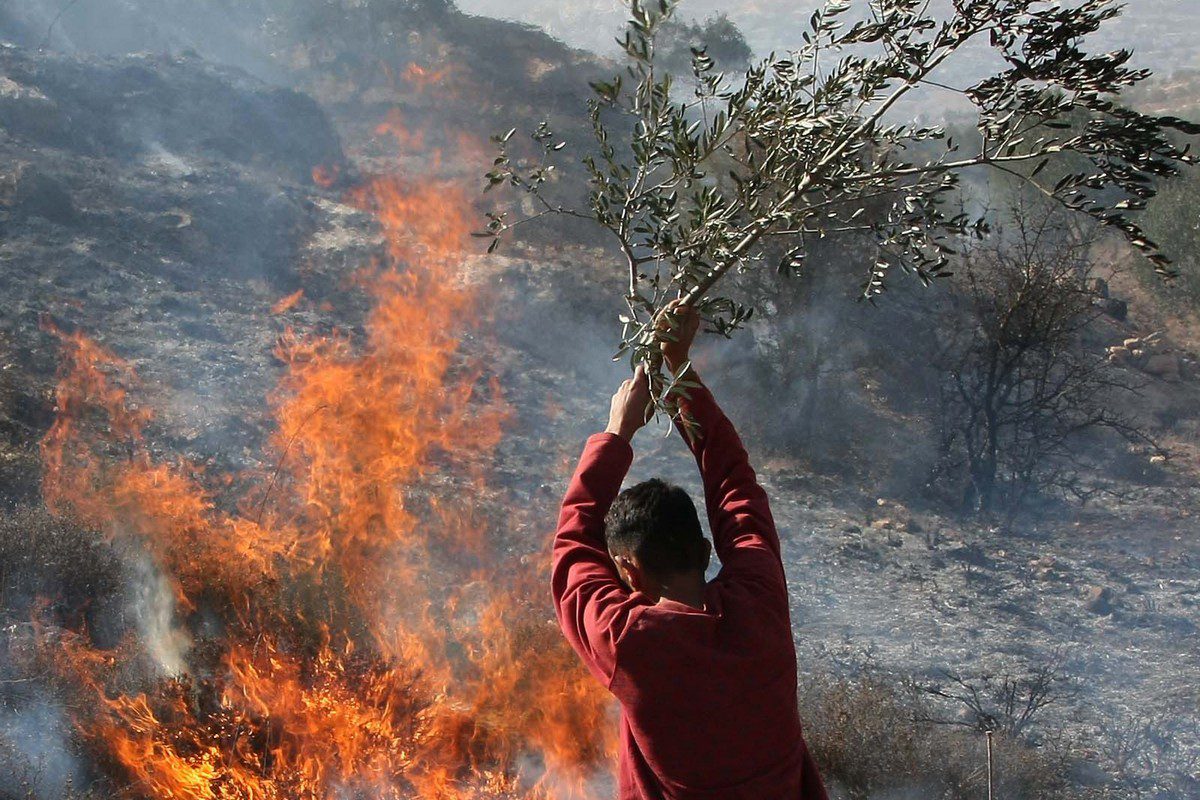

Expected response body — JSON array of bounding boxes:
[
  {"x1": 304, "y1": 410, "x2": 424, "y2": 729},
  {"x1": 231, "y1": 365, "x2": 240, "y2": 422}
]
[{"x1": 604, "y1": 478, "x2": 711, "y2": 598}]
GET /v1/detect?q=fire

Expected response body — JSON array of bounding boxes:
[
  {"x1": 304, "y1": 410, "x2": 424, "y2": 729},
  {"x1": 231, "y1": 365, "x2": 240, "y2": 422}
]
[
  {"x1": 312, "y1": 164, "x2": 341, "y2": 189},
  {"x1": 369, "y1": 65, "x2": 491, "y2": 177},
  {"x1": 376, "y1": 108, "x2": 427, "y2": 154},
  {"x1": 34, "y1": 88, "x2": 617, "y2": 797},
  {"x1": 273, "y1": 289, "x2": 306, "y2": 315},
  {"x1": 402, "y1": 63, "x2": 462, "y2": 94}
]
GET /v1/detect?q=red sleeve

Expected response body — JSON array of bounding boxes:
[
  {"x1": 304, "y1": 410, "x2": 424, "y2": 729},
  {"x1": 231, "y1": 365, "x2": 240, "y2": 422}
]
[
  {"x1": 551, "y1": 432, "x2": 643, "y2": 687},
  {"x1": 673, "y1": 380, "x2": 788, "y2": 603}
]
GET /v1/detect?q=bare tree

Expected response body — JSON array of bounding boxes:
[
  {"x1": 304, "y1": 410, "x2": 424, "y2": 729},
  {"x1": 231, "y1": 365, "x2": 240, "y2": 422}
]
[
  {"x1": 932, "y1": 204, "x2": 1158, "y2": 513},
  {"x1": 917, "y1": 655, "x2": 1076, "y2": 739}
]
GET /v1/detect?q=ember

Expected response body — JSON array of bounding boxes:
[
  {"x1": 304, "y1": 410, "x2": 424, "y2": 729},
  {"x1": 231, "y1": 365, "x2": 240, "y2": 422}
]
[
  {"x1": 271, "y1": 289, "x2": 306, "y2": 315},
  {"x1": 34, "y1": 113, "x2": 616, "y2": 799},
  {"x1": 312, "y1": 165, "x2": 342, "y2": 189}
]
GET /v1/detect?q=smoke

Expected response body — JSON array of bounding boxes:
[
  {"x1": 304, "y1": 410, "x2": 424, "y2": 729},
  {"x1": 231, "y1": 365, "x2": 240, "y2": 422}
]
[
  {"x1": 0, "y1": 0, "x2": 1196, "y2": 797},
  {"x1": 0, "y1": 0, "x2": 287, "y2": 81},
  {"x1": 456, "y1": 0, "x2": 1200, "y2": 76},
  {"x1": 141, "y1": 142, "x2": 198, "y2": 180},
  {"x1": 124, "y1": 549, "x2": 192, "y2": 677},
  {"x1": 514, "y1": 750, "x2": 617, "y2": 800},
  {"x1": 4, "y1": 0, "x2": 1198, "y2": 97},
  {"x1": 0, "y1": 698, "x2": 85, "y2": 800}
]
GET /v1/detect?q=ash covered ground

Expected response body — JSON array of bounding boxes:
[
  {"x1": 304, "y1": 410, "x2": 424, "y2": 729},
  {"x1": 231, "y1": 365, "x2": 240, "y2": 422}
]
[{"x1": 1, "y1": 3, "x2": 1199, "y2": 798}]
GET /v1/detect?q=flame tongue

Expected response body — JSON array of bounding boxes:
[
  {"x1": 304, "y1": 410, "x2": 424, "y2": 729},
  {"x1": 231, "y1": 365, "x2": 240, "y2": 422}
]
[{"x1": 35, "y1": 164, "x2": 616, "y2": 796}]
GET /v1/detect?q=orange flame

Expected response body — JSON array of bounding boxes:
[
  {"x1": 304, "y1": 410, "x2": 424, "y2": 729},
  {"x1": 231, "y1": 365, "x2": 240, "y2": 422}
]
[
  {"x1": 35, "y1": 116, "x2": 617, "y2": 797},
  {"x1": 272, "y1": 289, "x2": 306, "y2": 315},
  {"x1": 312, "y1": 164, "x2": 342, "y2": 189},
  {"x1": 375, "y1": 109, "x2": 428, "y2": 154},
  {"x1": 403, "y1": 63, "x2": 462, "y2": 93}
]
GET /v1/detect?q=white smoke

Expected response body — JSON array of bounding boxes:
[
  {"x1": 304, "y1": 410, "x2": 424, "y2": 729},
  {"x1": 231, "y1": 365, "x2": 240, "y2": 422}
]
[
  {"x1": 126, "y1": 549, "x2": 192, "y2": 677},
  {"x1": 0, "y1": 698, "x2": 85, "y2": 800}
]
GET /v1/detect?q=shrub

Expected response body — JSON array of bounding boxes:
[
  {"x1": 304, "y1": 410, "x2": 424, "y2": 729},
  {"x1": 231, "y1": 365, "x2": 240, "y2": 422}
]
[{"x1": 798, "y1": 662, "x2": 1085, "y2": 800}]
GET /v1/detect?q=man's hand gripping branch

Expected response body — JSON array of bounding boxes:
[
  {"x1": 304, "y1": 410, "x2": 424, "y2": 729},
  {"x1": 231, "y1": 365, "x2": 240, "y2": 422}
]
[{"x1": 606, "y1": 301, "x2": 701, "y2": 442}]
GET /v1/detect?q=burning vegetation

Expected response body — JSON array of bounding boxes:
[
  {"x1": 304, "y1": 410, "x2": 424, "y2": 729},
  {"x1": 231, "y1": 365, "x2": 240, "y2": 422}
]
[
  {"x1": 26, "y1": 137, "x2": 616, "y2": 798},
  {"x1": 1, "y1": 2, "x2": 1200, "y2": 798}
]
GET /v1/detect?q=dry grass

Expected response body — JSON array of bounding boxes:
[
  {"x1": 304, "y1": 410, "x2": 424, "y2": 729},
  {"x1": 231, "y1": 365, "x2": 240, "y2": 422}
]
[
  {"x1": 0, "y1": 505, "x2": 121, "y2": 635},
  {"x1": 798, "y1": 664, "x2": 1087, "y2": 800}
]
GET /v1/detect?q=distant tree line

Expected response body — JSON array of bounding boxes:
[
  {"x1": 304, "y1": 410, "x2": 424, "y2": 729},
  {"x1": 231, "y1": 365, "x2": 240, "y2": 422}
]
[{"x1": 655, "y1": 13, "x2": 752, "y2": 74}]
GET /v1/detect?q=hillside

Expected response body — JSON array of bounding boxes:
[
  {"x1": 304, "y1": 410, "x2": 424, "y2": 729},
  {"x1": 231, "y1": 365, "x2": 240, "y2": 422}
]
[
  {"x1": 0, "y1": 2, "x2": 1198, "y2": 799},
  {"x1": 460, "y1": 0, "x2": 1200, "y2": 76}
]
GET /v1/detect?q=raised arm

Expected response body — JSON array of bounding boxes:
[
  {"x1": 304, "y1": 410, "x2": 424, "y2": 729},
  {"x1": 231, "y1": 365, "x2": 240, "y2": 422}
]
[
  {"x1": 659, "y1": 304, "x2": 785, "y2": 590},
  {"x1": 551, "y1": 368, "x2": 651, "y2": 685}
]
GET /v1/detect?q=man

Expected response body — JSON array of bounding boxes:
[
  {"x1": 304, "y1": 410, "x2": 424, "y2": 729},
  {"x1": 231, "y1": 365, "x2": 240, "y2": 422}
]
[{"x1": 552, "y1": 303, "x2": 828, "y2": 799}]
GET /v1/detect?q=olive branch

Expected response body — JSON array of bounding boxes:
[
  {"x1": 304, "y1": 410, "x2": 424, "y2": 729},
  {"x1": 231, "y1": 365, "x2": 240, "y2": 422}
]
[{"x1": 480, "y1": 0, "x2": 1198, "y2": 417}]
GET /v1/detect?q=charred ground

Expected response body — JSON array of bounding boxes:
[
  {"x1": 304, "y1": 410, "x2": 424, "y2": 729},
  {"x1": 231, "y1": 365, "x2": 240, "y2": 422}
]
[{"x1": 1, "y1": 3, "x2": 1198, "y2": 799}]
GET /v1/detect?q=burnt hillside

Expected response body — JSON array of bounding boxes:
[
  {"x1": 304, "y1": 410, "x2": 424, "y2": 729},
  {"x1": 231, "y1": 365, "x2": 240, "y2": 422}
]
[{"x1": 0, "y1": 3, "x2": 1198, "y2": 799}]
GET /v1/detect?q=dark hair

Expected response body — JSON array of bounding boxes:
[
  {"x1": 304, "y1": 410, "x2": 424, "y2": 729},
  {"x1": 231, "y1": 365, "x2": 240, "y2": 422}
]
[{"x1": 604, "y1": 478, "x2": 706, "y2": 576}]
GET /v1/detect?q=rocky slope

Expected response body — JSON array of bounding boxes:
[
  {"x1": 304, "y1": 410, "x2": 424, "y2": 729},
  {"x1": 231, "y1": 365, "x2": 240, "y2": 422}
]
[
  {"x1": 0, "y1": 5, "x2": 1198, "y2": 798},
  {"x1": 0, "y1": 44, "x2": 352, "y2": 504}
]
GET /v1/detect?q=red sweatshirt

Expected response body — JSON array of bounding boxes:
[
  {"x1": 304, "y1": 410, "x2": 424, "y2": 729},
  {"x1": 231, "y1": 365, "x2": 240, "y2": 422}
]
[{"x1": 552, "y1": 381, "x2": 828, "y2": 800}]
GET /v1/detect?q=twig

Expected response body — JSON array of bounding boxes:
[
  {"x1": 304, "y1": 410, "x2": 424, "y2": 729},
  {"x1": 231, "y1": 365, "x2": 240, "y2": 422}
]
[
  {"x1": 254, "y1": 403, "x2": 328, "y2": 526},
  {"x1": 38, "y1": 0, "x2": 85, "y2": 51}
]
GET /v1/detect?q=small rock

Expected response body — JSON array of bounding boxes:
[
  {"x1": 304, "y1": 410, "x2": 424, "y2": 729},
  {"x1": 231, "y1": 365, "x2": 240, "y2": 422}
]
[
  {"x1": 1143, "y1": 353, "x2": 1181, "y2": 381},
  {"x1": 1102, "y1": 298, "x2": 1128, "y2": 321},
  {"x1": 1084, "y1": 585, "x2": 1114, "y2": 615},
  {"x1": 1106, "y1": 345, "x2": 1131, "y2": 365},
  {"x1": 948, "y1": 544, "x2": 990, "y2": 568},
  {"x1": 12, "y1": 166, "x2": 76, "y2": 224}
]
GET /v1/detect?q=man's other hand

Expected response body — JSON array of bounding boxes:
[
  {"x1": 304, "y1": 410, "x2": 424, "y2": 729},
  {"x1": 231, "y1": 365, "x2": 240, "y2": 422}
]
[
  {"x1": 658, "y1": 300, "x2": 700, "y2": 373},
  {"x1": 605, "y1": 365, "x2": 652, "y2": 442}
]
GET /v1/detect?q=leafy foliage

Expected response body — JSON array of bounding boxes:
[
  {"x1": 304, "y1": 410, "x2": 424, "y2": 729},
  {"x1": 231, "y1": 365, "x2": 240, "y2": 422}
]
[
  {"x1": 1141, "y1": 165, "x2": 1200, "y2": 304},
  {"x1": 482, "y1": 0, "x2": 1198, "y2": 416}
]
